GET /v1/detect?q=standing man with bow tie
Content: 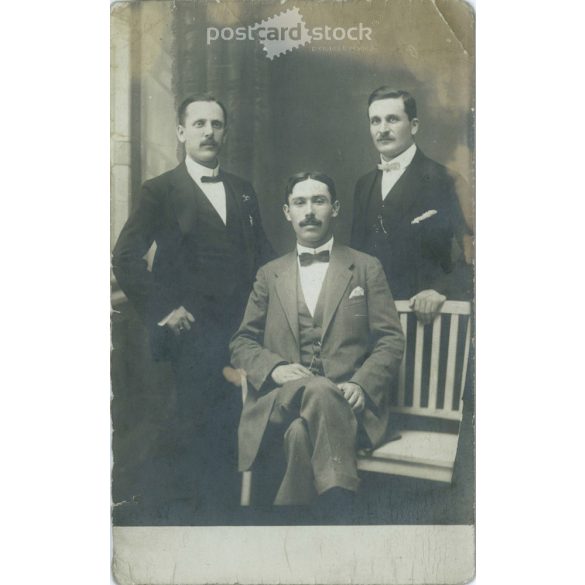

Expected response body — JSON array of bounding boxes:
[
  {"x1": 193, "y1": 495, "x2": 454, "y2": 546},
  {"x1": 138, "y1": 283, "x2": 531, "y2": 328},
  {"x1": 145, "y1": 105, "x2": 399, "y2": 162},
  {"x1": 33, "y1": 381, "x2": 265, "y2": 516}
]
[
  {"x1": 112, "y1": 94, "x2": 273, "y2": 519},
  {"x1": 351, "y1": 87, "x2": 472, "y2": 324},
  {"x1": 230, "y1": 172, "x2": 404, "y2": 509}
]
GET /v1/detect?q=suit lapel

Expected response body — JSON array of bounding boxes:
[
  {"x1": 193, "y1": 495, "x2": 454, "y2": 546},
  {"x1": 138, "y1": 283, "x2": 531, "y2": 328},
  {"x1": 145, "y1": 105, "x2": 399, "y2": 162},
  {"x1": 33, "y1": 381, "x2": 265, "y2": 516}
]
[
  {"x1": 171, "y1": 165, "x2": 250, "y2": 234},
  {"x1": 362, "y1": 169, "x2": 381, "y2": 212},
  {"x1": 223, "y1": 172, "x2": 255, "y2": 238},
  {"x1": 274, "y1": 252, "x2": 300, "y2": 346},
  {"x1": 221, "y1": 172, "x2": 256, "y2": 274},
  {"x1": 169, "y1": 163, "x2": 202, "y2": 234},
  {"x1": 382, "y1": 149, "x2": 428, "y2": 226},
  {"x1": 221, "y1": 171, "x2": 243, "y2": 224},
  {"x1": 321, "y1": 244, "x2": 353, "y2": 342}
]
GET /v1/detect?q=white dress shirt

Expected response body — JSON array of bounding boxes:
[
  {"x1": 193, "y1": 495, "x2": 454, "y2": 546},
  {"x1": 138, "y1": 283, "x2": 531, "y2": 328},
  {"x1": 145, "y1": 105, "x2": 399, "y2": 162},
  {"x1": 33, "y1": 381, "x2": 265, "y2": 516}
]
[
  {"x1": 185, "y1": 156, "x2": 227, "y2": 224},
  {"x1": 296, "y1": 237, "x2": 334, "y2": 317},
  {"x1": 380, "y1": 143, "x2": 417, "y2": 200}
]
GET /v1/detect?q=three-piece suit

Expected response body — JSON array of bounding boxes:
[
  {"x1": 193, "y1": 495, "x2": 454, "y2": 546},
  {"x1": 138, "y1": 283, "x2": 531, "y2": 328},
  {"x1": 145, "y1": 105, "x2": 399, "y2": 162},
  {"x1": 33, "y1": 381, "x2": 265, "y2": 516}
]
[
  {"x1": 351, "y1": 148, "x2": 472, "y2": 301},
  {"x1": 229, "y1": 243, "x2": 404, "y2": 504},
  {"x1": 112, "y1": 162, "x2": 273, "y2": 512}
]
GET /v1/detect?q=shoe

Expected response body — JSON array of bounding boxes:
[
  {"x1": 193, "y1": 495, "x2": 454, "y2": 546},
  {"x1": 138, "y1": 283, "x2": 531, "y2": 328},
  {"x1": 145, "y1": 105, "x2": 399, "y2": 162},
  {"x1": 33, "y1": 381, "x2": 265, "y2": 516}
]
[{"x1": 316, "y1": 487, "x2": 356, "y2": 524}]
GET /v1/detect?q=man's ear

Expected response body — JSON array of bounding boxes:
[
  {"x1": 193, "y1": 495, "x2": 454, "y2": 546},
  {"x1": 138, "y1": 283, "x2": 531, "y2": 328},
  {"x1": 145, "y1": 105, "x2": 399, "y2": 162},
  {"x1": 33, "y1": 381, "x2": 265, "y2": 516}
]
[
  {"x1": 219, "y1": 125, "x2": 228, "y2": 145},
  {"x1": 283, "y1": 203, "x2": 292, "y2": 222},
  {"x1": 410, "y1": 118, "x2": 420, "y2": 137},
  {"x1": 176, "y1": 125, "x2": 186, "y2": 143},
  {"x1": 332, "y1": 200, "x2": 340, "y2": 218}
]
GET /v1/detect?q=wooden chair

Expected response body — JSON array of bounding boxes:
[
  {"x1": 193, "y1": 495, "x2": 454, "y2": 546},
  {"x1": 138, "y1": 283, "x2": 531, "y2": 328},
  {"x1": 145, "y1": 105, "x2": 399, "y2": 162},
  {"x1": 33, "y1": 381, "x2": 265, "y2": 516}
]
[
  {"x1": 357, "y1": 300, "x2": 472, "y2": 483},
  {"x1": 226, "y1": 299, "x2": 472, "y2": 504},
  {"x1": 222, "y1": 366, "x2": 253, "y2": 506}
]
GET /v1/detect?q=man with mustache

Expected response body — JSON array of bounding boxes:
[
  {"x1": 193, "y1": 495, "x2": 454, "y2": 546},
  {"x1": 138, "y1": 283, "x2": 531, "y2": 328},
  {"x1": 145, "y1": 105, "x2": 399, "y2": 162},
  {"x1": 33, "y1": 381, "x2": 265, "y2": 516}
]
[
  {"x1": 230, "y1": 172, "x2": 404, "y2": 511},
  {"x1": 112, "y1": 94, "x2": 273, "y2": 519},
  {"x1": 351, "y1": 87, "x2": 472, "y2": 324}
]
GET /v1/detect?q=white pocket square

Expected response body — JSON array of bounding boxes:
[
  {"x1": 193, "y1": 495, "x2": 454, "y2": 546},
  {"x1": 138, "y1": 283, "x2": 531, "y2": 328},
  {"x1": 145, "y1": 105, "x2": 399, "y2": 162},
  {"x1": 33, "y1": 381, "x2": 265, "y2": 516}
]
[
  {"x1": 349, "y1": 286, "x2": 365, "y2": 299},
  {"x1": 411, "y1": 209, "x2": 438, "y2": 224}
]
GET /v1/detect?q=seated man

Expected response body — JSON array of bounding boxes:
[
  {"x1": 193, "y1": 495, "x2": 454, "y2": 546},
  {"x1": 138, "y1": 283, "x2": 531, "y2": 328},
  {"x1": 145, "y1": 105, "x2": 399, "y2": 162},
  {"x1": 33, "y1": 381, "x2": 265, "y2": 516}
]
[{"x1": 229, "y1": 171, "x2": 404, "y2": 507}]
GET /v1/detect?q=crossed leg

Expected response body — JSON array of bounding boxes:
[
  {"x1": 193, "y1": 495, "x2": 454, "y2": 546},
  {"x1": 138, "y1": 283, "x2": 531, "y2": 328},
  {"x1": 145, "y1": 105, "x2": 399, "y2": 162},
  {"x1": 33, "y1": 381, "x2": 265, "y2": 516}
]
[{"x1": 272, "y1": 376, "x2": 359, "y2": 505}]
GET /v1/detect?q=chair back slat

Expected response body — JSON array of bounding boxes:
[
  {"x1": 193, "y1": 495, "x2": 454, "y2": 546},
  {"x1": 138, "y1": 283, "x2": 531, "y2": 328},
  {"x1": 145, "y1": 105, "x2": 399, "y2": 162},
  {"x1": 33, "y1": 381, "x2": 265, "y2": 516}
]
[
  {"x1": 443, "y1": 314, "x2": 460, "y2": 413},
  {"x1": 397, "y1": 312, "x2": 408, "y2": 406},
  {"x1": 428, "y1": 316, "x2": 442, "y2": 409},
  {"x1": 390, "y1": 301, "x2": 471, "y2": 422},
  {"x1": 460, "y1": 317, "x2": 471, "y2": 404},
  {"x1": 412, "y1": 320, "x2": 425, "y2": 409}
]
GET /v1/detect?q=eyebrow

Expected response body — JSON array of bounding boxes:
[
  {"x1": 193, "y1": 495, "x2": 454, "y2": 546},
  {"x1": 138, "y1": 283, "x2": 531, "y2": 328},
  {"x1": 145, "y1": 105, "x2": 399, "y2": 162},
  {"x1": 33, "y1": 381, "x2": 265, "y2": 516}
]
[
  {"x1": 290, "y1": 194, "x2": 329, "y2": 200},
  {"x1": 192, "y1": 118, "x2": 224, "y2": 124}
]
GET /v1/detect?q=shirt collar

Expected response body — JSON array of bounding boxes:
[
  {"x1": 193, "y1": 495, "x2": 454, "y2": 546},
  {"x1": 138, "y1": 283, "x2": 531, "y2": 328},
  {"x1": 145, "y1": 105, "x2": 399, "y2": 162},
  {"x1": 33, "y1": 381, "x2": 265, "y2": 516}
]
[
  {"x1": 185, "y1": 156, "x2": 220, "y2": 182},
  {"x1": 297, "y1": 236, "x2": 334, "y2": 258},
  {"x1": 380, "y1": 143, "x2": 417, "y2": 170}
]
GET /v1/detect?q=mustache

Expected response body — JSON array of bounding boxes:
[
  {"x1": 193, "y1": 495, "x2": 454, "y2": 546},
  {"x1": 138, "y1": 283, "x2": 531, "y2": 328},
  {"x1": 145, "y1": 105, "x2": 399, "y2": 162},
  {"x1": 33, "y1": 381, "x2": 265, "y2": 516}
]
[
  {"x1": 200, "y1": 139, "x2": 218, "y2": 147},
  {"x1": 377, "y1": 133, "x2": 393, "y2": 140},
  {"x1": 299, "y1": 217, "x2": 322, "y2": 227}
]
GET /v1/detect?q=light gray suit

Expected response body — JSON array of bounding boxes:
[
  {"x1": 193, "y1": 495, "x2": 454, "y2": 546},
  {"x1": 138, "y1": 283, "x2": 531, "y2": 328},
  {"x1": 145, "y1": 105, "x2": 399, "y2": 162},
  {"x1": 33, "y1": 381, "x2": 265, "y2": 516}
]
[{"x1": 230, "y1": 243, "x2": 404, "y2": 503}]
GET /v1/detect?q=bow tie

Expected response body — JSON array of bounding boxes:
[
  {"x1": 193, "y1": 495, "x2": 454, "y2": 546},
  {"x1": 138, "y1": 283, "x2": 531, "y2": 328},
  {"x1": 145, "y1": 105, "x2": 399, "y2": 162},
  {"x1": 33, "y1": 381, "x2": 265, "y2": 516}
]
[
  {"x1": 299, "y1": 250, "x2": 330, "y2": 267},
  {"x1": 378, "y1": 161, "x2": 401, "y2": 172},
  {"x1": 200, "y1": 175, "x2": 223, "y2": 183}
]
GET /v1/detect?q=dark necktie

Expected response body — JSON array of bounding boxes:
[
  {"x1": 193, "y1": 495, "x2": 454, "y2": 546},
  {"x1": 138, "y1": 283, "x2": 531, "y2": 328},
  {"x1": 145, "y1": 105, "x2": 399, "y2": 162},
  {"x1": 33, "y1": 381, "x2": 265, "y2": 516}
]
[
  {"x1": 201, "y1": 175, "x2": 223, "y2": 183},
  {"x1": 299, "y1": 250, "x2": 330, "y2": 267}
]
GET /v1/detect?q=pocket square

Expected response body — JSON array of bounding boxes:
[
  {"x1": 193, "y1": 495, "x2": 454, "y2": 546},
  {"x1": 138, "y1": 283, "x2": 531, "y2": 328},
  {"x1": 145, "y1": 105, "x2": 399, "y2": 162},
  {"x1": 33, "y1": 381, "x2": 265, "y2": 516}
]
[
  {"x1": 349, "y1": 286, "x2": 365, "y2": 299},
  {"x1": 411, "y1": 209, "x2": 438, "y2": 224}
]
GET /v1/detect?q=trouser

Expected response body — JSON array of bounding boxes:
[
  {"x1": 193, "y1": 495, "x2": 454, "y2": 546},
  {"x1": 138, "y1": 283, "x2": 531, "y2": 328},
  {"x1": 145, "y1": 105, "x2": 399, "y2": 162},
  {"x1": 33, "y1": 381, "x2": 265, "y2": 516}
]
[
  {"x1": 146, "y1": 325, "x2": 241, "y2": 517},
  {"x1": 266, "y1": 376, "x2": 360, "y2": 506}
]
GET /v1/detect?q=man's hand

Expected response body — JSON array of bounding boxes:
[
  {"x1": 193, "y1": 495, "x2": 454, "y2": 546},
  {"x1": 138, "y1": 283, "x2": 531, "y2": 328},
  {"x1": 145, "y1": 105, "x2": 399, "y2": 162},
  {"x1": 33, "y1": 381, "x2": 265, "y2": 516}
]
[
  {"x1": 271, "y1": 363, "x2": 313, "y2": 385},
  {"x1": 338, "y1": 382, "x2": 365, "y2": 414},
  {"x1": 166, "y1": 306, "x2": 195, "y2": 336},
  {"x1": 409, "y1": 289, "x2": 446, "y2": 325}
]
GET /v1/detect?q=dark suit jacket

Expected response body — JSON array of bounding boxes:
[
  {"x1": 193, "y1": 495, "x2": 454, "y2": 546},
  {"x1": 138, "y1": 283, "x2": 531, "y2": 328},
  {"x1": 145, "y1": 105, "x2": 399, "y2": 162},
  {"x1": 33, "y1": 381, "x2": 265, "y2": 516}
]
[
  {"x1": 229, "y1": 244, "x2": 405, "y2": 471},
  {"x1": 112, "y1": 162, "x2": 273, "y2": 359},
  {"x1": 351, "y1": 148, "x2": 471, "y2": 300}
]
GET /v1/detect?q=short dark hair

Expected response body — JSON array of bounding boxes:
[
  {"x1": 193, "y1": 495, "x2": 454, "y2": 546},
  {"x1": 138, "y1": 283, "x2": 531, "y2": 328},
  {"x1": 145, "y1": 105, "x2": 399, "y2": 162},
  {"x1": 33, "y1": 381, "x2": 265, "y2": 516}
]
[
  {"x1": 284, "y1": 171, "x2": 337, "y2": 204},
  {"x1": 367, "y1": 87, "x2": 417, "y2": 120},
  {"x1": 177, "y1": 94, "x2": 228, "y2": 126}
]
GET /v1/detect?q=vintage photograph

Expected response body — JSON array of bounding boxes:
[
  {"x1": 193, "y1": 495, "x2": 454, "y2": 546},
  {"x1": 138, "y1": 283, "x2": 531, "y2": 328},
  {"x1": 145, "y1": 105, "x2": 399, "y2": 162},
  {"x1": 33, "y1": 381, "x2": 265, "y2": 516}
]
[{"x1": 111, "y1": 0, "x2": 475, "y2": 581}]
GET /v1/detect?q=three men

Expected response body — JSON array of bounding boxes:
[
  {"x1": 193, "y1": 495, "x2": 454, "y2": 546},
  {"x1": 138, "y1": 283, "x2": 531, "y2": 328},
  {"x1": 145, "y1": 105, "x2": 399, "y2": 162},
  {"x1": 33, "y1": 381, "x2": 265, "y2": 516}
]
[
  {"x1": 112, "y1": 95, "x2": 273, "y2": 516},
  {"x1": 351, "y1": 87, "x2": 472, "y2": 324},
  {"x1": 113, "y1": 87, "x2": 472, "y2": 514},
  {"x1": 230, "y1": 172, "x2": 404, "y2": 506}
]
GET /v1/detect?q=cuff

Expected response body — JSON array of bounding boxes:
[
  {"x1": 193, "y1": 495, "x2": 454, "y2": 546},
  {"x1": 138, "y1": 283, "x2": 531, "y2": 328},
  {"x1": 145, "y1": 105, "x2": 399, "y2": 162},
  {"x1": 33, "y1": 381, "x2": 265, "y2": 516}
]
[{"x1": 157, "y1": 309, "x2": 176, "y2": 327}]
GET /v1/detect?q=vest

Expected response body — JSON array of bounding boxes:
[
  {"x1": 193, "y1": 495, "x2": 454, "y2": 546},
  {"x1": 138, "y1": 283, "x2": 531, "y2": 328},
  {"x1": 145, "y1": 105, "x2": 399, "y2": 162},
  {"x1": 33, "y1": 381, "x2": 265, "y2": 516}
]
[
  {"x1": 361, "y1": 171, "x2": 415, "y2": 299},
  {"x1": 296, "y1": 268, "x2": 328, "y2": 376},
  {"x1": 186, "y1": 180, "x2": 250, "y2": 328},
  {"x1": 362, "y1": 172, "x2": 387, "y2": 253}
]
